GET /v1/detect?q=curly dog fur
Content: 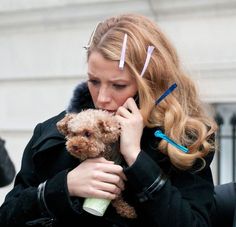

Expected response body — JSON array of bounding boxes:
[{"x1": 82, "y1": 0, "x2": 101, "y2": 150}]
[{"x1": 57, "y1": 109, "x2": 137, "y2": 218}]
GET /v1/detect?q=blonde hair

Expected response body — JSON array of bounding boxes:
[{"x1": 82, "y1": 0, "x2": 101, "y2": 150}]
[{"x1": 86, "y1": 13, "x2": 218, "y2": 170}]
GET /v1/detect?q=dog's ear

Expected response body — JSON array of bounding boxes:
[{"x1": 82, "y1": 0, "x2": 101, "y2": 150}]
[
  {"x1": 56, "y1": 113, "x2": 75, "y2": 135},
  {"x1": 97, "y1": 119, "x2": 112, "y2": 133},
  {"x1": 97, "y1": 119, "x2": 120, "y2": 143}
]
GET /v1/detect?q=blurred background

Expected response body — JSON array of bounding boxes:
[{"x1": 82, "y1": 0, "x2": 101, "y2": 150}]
[{"x1": 0, "y1": 0, "x2": 236, "y2": 204}]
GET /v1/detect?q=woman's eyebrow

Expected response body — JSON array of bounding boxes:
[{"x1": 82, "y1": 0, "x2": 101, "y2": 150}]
[
  {"x1": 88, "y1": 72, "x2": 129, "y2": 82},
  {"x1": 87, "y1": 72, "x2": 96, "y2": 78},
  {"x1": 109, "y1": 79, "x2": 129, "y2": 83}
]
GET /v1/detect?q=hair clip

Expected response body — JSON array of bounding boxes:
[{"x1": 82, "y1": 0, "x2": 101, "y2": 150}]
[
  {"x1": 119, "y1": 33, "x2": 128, "y2": 70},
  {"x1": 154, "y1": 130, "x2": 189, "y2": 153},
  {"x1": 140, "y1": 46, "x2": 155, "y2": 77},
  {"x1": 155, "y1": 83, "x2": 177, "y2": 105},
  {"x1": 83, "y1": 22, "x2": 101, "y2": 50}
]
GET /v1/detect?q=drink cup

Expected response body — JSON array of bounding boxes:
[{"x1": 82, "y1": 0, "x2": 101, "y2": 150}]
[{"x1": 82, "y1": 198, "x2": 111, "y2": 216}]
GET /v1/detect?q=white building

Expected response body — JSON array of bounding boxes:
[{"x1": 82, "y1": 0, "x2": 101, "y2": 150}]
[{"x1": 0, "y1": 0, "x2": 236, "y2": 204}]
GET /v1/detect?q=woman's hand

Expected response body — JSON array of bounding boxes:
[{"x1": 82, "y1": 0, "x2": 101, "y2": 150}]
[
  {"x1": 67, "y1": 157, "x2": 126, "y2": 199},
  {"x1": 115, "y1": 97, "x2": 144, "y2": 166}
]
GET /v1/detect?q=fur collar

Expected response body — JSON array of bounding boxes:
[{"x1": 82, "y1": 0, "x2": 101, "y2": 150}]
[{"x1": 67, "y1": 81, "x2": 94, "y2": 113}]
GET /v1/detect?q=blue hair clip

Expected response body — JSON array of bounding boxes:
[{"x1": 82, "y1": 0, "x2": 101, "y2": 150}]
[
  {"x1": 154, "y1": 130, "x2": 189, "y2": 153},
  {"x1": 155, "y1": 83, "x2": 177, "y2": 105}
]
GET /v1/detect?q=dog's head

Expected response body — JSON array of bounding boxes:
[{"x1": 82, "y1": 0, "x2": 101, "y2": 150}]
[{"x1": 56, "y1": 109, "x2": 121, "y2": 160}]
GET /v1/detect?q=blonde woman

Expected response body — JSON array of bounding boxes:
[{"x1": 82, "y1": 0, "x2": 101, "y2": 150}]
[{"x1": 0, "y1": 13, "x2": 217, "y2": 227}]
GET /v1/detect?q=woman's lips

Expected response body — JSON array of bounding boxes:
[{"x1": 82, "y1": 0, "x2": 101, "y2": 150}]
[
  {"x1": 96, "y1": 107, "x2": 116, "y2": 113},
  {"x1": 100, "y1": 109, "x2": 115, "y2": 113},
  {"x1": 105, "y1": 110, "x2": 115, "y2": 113}
]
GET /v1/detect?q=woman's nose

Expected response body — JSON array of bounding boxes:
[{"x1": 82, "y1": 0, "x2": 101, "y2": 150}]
[{"x1": 97, "y1": 88, "x2": 111, "y2": 104}]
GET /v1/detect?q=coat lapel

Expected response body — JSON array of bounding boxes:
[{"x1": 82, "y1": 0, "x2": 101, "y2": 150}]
[
  {"x1": 31, "y1": 82, "x2": 94, "y2": 178},
  {"x1": 32, "y1": 111, "x2": 66, "y2": 154}
]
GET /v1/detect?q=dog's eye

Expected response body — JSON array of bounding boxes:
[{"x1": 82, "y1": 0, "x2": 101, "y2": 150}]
[
  {"x1": 83, "y1": 130, "x2": 91, "y2": 138},
  {"x1": 69, "y1": 132, "x2": 77, "y2": 137}
]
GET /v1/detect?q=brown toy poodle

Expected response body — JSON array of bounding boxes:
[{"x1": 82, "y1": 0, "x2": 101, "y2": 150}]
[{"x1": 57, "y1": 109, "x2": 137, "y2": 219}]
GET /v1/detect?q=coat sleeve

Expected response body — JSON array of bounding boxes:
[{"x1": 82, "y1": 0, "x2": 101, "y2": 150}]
[
  {"x1": 0, "y1": 120, "x2": 85, "y2": 226},
  {"x1": 124, "y1": 150, "x2": 215, "y2": 227},
  {"x1": 0, "y1": 124, "x2": 43, "y2": 226}
]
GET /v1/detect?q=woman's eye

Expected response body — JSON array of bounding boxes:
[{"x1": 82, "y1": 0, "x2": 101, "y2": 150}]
[
  {"x1": 113, "y1": 84, "x2": 127, "y2": 89},
  {"x1": 88, "y1": 79, "x2": 99, "y2": 86}
]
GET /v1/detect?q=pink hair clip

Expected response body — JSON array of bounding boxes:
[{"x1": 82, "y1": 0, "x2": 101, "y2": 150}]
[
  {"x1": 119, "y1": 33, "x2": 128, "y2": 70},
  {"x1": 140, "y1": 46, "x2": 155, "y2": 77}
]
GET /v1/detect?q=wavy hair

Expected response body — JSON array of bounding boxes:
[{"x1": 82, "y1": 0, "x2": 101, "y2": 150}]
[{"x1": 86, "y1": 13, "x2": 218, "y2": 170}]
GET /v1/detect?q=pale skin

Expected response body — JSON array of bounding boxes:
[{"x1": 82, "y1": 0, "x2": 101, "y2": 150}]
[{"x1": 67, "y1": 51, "x2": 144, "y2": 200}]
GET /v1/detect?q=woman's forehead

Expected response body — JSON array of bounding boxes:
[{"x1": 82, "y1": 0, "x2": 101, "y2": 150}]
[{"x1": 87, "y1": 52, "x2": 133, "y2": 81}]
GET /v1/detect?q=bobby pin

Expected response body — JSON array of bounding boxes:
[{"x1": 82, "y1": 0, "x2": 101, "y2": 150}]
[
  {"x1": 140, "y1": 46, "x2": 155, "y2": 77},
  {"x1": 119, "y1": 33, "x2": 128, "y2": 69},
  {"x1": 155, "y1": 83, "x2": 177, "y2": 105},
  {"x1": 83, "y1": 22, "x2": 102, "y2": 50},
  {"x1": 154, "y1": 130, "x2": 189, "y2": 153}
]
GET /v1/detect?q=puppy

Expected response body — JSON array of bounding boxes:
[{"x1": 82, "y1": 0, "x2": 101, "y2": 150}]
[{"x1": 57, "y1": 109, "x2": 137, "y2": 219}]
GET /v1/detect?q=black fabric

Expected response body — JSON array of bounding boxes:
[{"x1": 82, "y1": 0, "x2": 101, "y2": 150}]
[
  {"x1": 211, "y1": 182, "x2": 236, "y2": 227},
  {"x1": 0, "y1": 138, "x2": 16, "y2": 187},
  {"x1": 67, "y1": 81, "x2": 94, "y2": 113},
  {"x1": 0, "y1": 82, "x2": 216, "y2": 227}
]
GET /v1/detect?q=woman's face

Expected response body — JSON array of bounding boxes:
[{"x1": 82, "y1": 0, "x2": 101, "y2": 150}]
[{"x1": 87, "y1": 51, "x2": 138, "y2": 112}]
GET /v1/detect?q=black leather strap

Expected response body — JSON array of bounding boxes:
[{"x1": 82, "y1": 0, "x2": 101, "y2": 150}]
[
  {"x1": 136, "y1": 173, "x2": 167, "y2": 202},
  {"x1": 26, "y1": 181, "x2": 57, "y2": 226},
  {"x1": 37, "y1": 181, "x2": 54, "y2": 217}
]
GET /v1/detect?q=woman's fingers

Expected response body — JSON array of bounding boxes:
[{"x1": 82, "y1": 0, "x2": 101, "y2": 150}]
[
  {"x1": 89, "y1": 156, "x2": 115, "y2": 164},
  {"x1": 89, "y1": 161, "x2": 126, "y2": 188},
  {"x1": 67, "y1": 157, "x2": 126, "y2": 199},
  {"x1": 80, "y1": 166, "x2": 125, "y2": 199},
  {"x1": 90, "y1": 180, "x2": 122, "y2": 195},
  {"x1": 122, "y1": 97, "x2": 140, "y2": 114},
  {"x1": 87, "y1": 158, "x2": 126, "y2": 178},
  {"x1": 116, "y1": 106, "x2": 132, "y2": 118},
  {"x1": 86, "y1": 186, "x2": 119, "y2": 200}
]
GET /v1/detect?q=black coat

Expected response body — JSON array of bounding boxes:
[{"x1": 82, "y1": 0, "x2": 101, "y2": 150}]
[{"x1": 0, "y1": 82, "x2": 215, "y2": 227}]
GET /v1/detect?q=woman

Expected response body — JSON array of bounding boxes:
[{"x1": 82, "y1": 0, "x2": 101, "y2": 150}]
[{"x1": 0, "y1": 13, "x2": 217, "y2": 226}]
